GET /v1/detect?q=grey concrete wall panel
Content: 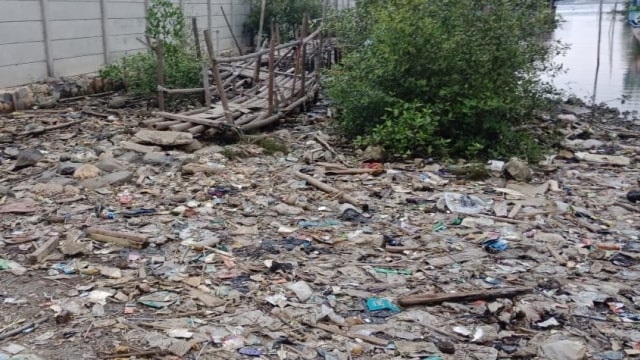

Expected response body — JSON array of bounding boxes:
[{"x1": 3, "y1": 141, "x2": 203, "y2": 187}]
[{"x1": 0, "y1": 0, "x2": 251, "y2": 87}]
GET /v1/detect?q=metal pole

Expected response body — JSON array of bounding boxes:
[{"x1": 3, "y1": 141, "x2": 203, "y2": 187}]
[{"x1": 39, "y1": 0, "x2": 54, "y2": 76}]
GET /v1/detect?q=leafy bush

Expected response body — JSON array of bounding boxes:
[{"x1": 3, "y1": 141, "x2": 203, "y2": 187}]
[
  {"x1": 99, "y1": 0, "x2": 202, "y2": 96},
  {"x1": 325, "y1": 0, "x2": 564, "y2": 161},
  {"x1": 242, "y1": 0, "x2": 323, "y2": 45}
]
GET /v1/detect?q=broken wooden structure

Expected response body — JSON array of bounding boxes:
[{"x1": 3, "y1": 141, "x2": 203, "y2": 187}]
[{"x1": 146, "y1": 14, "x2": 336, "y2": 137}]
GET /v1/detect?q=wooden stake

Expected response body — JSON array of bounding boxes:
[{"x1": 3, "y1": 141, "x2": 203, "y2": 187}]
[
  {"x1": 86, "y1": 227, "x2": 148, "y2": 244},
  {"x1": 204, "y1": 29, "x2": 234, "y2": 124},
  {"x1": 17, "y1": 119, "x2": 85, "y2": 137},
  {"x1": 300, "y1": 13, "x2": 309, "y2": 98},
  {"x1": 192, "y1": 17, "x2": 202, "y2": 59},
  {"x1": 398, "y1": 287, "x2": 533, "y2": 307},
  {"x1": 267, "y1": 32, "x2": 276, "y2": 116},
  {"x1": 155, "y1": 40, "x2": 165, "y2": 111},
  {"x1": 306, "y1": 322, "x2": 389, "y2": 347},
  {"x1": 293, "y1": 170, "x2": 362, "y2": 208}
]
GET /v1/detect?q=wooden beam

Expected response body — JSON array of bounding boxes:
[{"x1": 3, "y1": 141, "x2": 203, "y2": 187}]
[
  {"x1": 398, "y1": 287, "x2": 533, "y2": 307},
  {"x1": 204, "y1": 30, "x2": 234, "y2": 124}
]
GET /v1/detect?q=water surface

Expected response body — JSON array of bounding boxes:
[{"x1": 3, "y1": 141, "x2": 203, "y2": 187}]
[{"x1": 553, "y1": 0, "x2": 640, "y2": 111}]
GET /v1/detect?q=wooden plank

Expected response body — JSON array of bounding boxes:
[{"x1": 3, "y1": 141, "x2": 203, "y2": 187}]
[{"x1": 28, "y1": 236, "x2": 59, "y2": 264}]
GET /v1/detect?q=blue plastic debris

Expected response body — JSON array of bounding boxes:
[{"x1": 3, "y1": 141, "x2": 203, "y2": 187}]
[
  {"x1": 482, "y1": 235, "x2": 508, "y2": 253},
  {"x1": 366, "y1": 298, "x2": 401, "y2": 313}
]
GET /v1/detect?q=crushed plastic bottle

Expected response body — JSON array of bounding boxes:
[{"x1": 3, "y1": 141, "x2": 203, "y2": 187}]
[{"x1": 444, "y1": 192, "x2": 487, "y2": 214}]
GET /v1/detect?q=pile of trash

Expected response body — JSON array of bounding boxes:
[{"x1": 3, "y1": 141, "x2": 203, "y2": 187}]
[{"x1": 1, "y1": 98, "x2": 640, "y2": 360}]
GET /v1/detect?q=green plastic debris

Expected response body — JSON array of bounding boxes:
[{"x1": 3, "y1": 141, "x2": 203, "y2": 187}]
[
  {"x1": 374, "y1": 267, "x2": 412, "y2": 275},
  {"x1": 138, "y1": 291, "x2": 180, "y2": 309},
  {"x1": 433, "y1": 221, "x2": 447, "y2": 232},
  {"x1": 0, "y1": 258, "x2": 9, "y2": 270}
]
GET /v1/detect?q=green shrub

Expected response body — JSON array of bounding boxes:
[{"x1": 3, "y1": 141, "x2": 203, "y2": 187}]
[
  {"x1": 242, "y1": 0, "x2": 323, "y2": 45},
  {"x1": 99, "y1": 0, "x2": 202, "y2": 96},
  {"x1": 325, "y1": 0, "x2": 564, "y2": 161}
]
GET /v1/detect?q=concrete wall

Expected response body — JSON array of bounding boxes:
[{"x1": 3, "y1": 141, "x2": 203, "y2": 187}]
[{"x1": 0, "y1": 0, "x2": 250, "y2": 88}]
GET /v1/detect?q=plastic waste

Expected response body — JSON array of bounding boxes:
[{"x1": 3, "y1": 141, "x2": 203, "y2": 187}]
[
  {"x1": 627, "y1": 190, "x2": 640, "y2": 203},
  {"x1": 297, "y1": 219, "x2": 341, "y2": 228},
  {"x1": 384, "y1": 234, "x2": 403, "y2": 246},
  {"x1": 594, "y1": 351, "x2": 625, "y2": 360},
  {"x1": 138, "y1": 291, "x2": 180, "y2": 308},
  {"x1": 433, "y1": 221, "x2": 447, "y2": 232},
  {"x1": 482, "y1": 233, "x2": 509, "y2": 253},
  {"x1": 238, "y1": 347, "x2": 263, "y2": 356},
  {"x1": 339, "y1": 207, "x2": 369, "y2": 223},
  {"x1": 444, "y1": 192, "x2": 487, "y2": 214},
  {"x1": 366, "y1": 298, "x2": 401, "y2": 312},
  {"x1": 117, "y1": 190, "x2": 133, "y2": 205},
  {"x1": 374, "y1": 267, "x2": 412, "y2": 275},
  {"x1": 122, "y1": 208, "x2": 156, "y2": 217},
  {"x1": 0, "y1": 258, "x2": 27, "y2": 276}
]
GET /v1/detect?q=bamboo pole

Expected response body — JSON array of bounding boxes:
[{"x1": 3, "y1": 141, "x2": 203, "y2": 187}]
[
  {"x1": 267, "y1": 30, "x2": 276, "y2": 116},
  {"x1": 155, "y1": 40, "x2": 165, "y2": 111},
  {"x1": 216, "y1": 29, "x2": 321, "y2": 63},
  {"x1": 204, "y1": 29, "x2": 234, "y2": 124},
  {"x1": 220, "y1": 6, "x2": 242, "y2": 55},
  {"x1": 253, "y1": 0, "x2": 267, "y2": 85},
  {"x1": 192, "y1": 17, "x2": 211, "y2": 108},
  {"x1": 300, "y1": 13, "x2": 308, "y2": 98}
]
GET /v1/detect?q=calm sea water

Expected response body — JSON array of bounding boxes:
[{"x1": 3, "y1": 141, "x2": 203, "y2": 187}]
[{"x1": 552, "y1": 0, "x2": 640, "y2": 111}]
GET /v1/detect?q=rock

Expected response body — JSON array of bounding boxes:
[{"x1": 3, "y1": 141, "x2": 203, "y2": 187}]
[
  {"x1": 181, "y1": 162, "x2": 225, "y2": 175},
  {"x1": 76, "y1": 78, "x2": 90, "y2": 94},
  {"x1": 13, "y1": 149, "x2": 43, "y2": 170},
  {"x1": 31, "y1": 183, "x2": 64, "y2": 196},
  {"x1": 539, "y1": 339, "x2": 587, "y2": 360},
  {"x1": 96, "y1": 157, "x2": 126, "y2": 172},
  {"x1": 13, "y1": 87, "x2": 35, "y2": 110},
  {"x1": 58, "y1": 162, "x2": 83, "y2": 175},
  {"x1": 143, "y1": 152, "x2": 174, "y2": 166},
  {"x1": 0, "y1": 185, "x2": 10, "y2": 196},
  {"x1": 119, "y1": 141, "x2": 162, "y2": 154},
  {"x1": 557, "y1": 114, "x2": 579, "y2": 122},
  {"x1": 73, "y1": 164, "x2": 102, "y2": 179},
  {"x1": 273, "y1": 203, "x2": 304, "y2": 216},
  {"x1": 36, "y1": 96, "x2": 57, "y2": 109},
  {"x1": 362, "y1": 145, "x2": 385, "y2": 162},
  {"x1": 133, "y1": 129, "x2": 193, "y2": 146},
  {"x1": 80, "y1": 171, "x2": 133, "y2": 189},
  {"x1": 194, "y1": 145, "x2": 225, "y2": 155},
  {"x1": 574, "y1": 152, "x2": 631, "y2": 166},
  {"x1": 117, "y1": 151, "x2": 141, "y2": 163},
  {"x1": 108, "y1": 96, "x2": 127, "y2": 109},
  {"x1": 3, "y1": 147, "x2": 19, "y2": 157},
  {"x1": 181, "y1": 140, "x2": 203, "y2": 153},
  {"x1": 503, "y1": 157, "x2": 533, "y2": 182},
  {"x1": 47, "y1": 177, "x2": 78, "y2": 187}
]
